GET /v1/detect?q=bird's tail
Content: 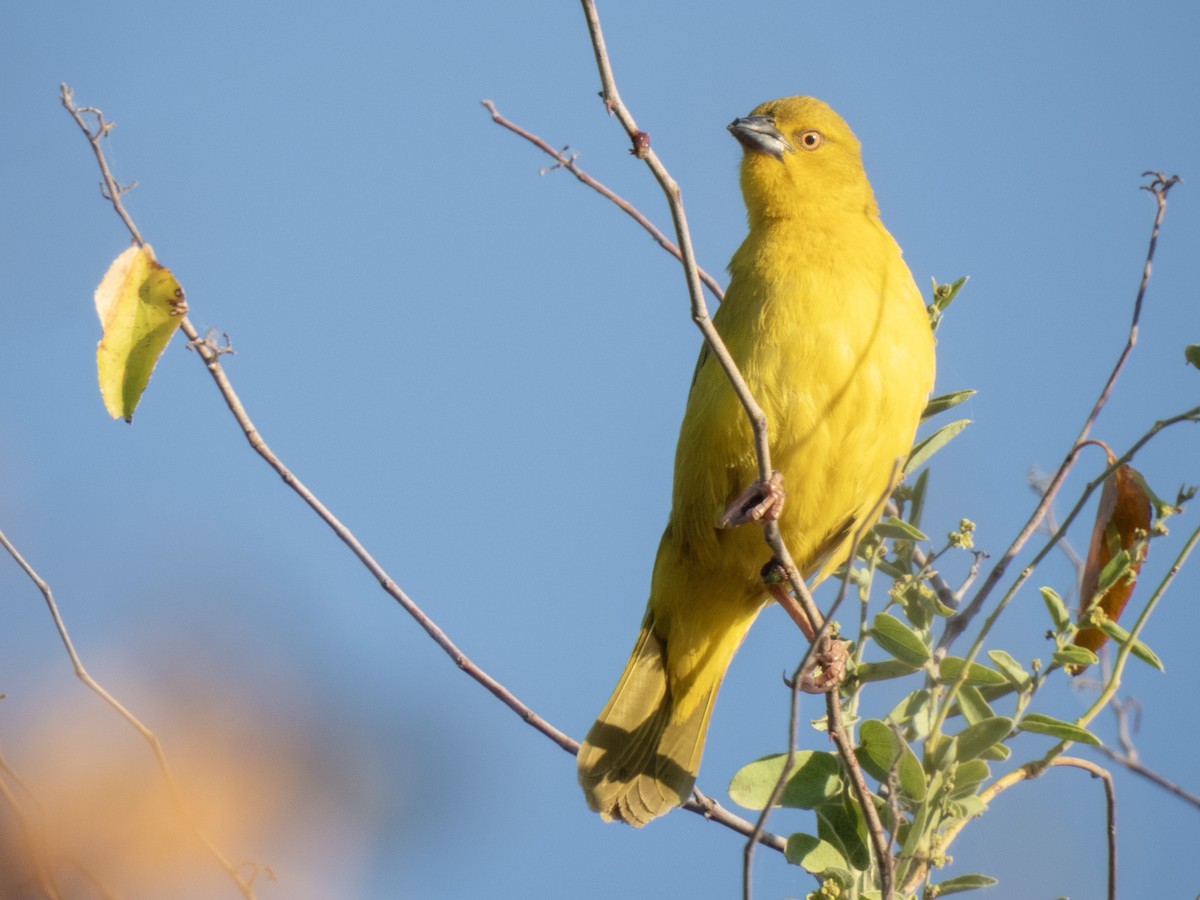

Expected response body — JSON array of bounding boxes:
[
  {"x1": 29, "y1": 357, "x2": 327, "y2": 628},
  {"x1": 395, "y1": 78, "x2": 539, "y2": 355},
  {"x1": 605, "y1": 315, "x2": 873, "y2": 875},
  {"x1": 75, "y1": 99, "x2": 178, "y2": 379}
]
[{"x1": 576, "y1": 616, "x2": 720, "y2": 827}]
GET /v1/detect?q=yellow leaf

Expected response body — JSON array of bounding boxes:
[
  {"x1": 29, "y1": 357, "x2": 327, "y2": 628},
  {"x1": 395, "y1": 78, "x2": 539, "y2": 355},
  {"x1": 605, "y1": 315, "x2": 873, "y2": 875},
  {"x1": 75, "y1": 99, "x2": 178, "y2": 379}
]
[{"x1": 94, "y1": 244, "x2": 188, "y2": 422}]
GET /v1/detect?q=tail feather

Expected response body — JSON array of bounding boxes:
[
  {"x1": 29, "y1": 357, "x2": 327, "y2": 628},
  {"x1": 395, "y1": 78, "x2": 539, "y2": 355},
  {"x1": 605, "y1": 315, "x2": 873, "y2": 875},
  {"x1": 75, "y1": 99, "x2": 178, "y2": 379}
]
[{"x1": 577, "y1": 623, "x2": 716, "y2": 826}]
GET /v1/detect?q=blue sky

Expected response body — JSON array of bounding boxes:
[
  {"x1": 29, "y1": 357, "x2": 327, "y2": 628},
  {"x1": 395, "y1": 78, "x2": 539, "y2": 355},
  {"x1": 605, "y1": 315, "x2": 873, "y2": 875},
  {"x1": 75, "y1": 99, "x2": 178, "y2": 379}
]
[{"x1": 2, "y1": 2, "x2": 1199, "y2": 898}]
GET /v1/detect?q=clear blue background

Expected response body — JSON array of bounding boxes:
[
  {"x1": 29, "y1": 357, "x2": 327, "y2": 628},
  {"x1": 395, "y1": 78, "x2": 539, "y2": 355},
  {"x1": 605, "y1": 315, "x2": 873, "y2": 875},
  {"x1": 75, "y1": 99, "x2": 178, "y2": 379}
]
[{"x1": 2, "y1": 2, "x2": 1198, "y2": 898}]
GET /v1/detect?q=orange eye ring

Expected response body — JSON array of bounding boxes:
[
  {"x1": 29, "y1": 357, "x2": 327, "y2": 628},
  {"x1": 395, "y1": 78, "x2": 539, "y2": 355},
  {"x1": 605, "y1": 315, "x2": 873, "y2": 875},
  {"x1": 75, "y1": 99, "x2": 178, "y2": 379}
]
[{"x1": 798, "y1": 130, "x2": 823, "y2": 151}]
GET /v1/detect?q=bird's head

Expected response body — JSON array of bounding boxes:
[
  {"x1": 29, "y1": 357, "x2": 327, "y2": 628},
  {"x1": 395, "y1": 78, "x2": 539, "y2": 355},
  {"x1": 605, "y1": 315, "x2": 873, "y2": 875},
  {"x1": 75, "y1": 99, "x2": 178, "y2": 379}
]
[{"x1": 729, "y1": 96, "x2": 878, "y2": 223}]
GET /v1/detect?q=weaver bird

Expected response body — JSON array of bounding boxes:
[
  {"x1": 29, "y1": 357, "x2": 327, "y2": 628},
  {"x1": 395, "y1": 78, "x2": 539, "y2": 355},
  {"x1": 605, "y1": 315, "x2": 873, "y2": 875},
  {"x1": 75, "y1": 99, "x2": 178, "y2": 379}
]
[{"x1": 577, "y1": 96, "x2": 935, "y2": 826}]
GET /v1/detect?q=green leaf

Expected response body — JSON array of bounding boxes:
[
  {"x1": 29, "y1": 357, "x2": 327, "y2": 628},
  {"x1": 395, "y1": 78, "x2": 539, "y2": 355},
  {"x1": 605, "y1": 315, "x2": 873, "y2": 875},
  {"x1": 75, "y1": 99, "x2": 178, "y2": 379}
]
[
  {"x1": 1040, "y1": 586, "x2": 1071, "y2": 632},
  {"x1": 871, "y1": 613, "x2": 932, "y2": 667},
  {"x1": 909, "y1": 467, "x2": 930, "y2": 529},
  {"x1": 986, "y1": 650, "x2": 1031, "y2": 688},
  {"x1": 927, "y1": 735, "x2": 959, "y2": 774},
  {"x1": 1097, "y1": 620, "x2": 1165, "y2": 671},
  {"x1": 928, "y1": 275, "x2": 970, "y2": 326},
  {"x1": 922, "y1": 389, "x2": 977, "y2": 420},
  {"x1": 784, "y1": 833, "x2": 850, "y2": 882},
  {"x1": 940, "y1": 656, "x2": 1008, "y2": 686},
  {"x1": 1096, "y1": 549, "x2": 1134, "y2": 594},
  {"x1": 875, "y1": 517, "x2": 929, "y2": 542},
  {"x1": 905, "y1": 419, "x2": 971, "y2": 476},
  {"x1": 932, "y1": 873, "x2": 999, "y2": 894},
  {"x1": 855, "y1": 659, "x2": 923, "y2": 683},
  {"x1": 979, "y1": 743, "x2": 1011, "y2": 762},
  {"x1": 1019, "y1": 713, "x2": 1101, "y2": 745},
  {"x1": 947, "y1": 759, "x2": 990, "y2": 800},
  {"x1": 816, "y1": 794, "x2": 870, "y2": 871},
  {"x1": 954, "y1": 717, "x2": 1013, "y2": 761},
  {"x1": 728, "y1": 751, "x2": 842, "y2": 810},
  {"x1": 855, "y1": 720, "x2": 927, "y2": 801},
  {"x1": 899, "y1": 796, "x2": 930, "y2": 858},
  {"x1": 1053, "y1": 646, "x2": 1098, "y2": 669},
  {"x1": 955, "y1": 684, "x2": 994, "y2": 726},
  {"x1": 93, "y1": 243, "x2": 188, "y2": 422},
  {"x1": 1185, "y1": 344, "x2": 1200, "y2": 370},
  {"x1": 886, "y1": 689, "x2": 932, "y2": 739}
]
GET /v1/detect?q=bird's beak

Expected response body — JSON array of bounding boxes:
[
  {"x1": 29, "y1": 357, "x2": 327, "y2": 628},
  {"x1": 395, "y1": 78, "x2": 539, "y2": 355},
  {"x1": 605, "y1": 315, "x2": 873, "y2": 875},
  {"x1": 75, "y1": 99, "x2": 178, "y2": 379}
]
[{"x1": 727, "y1": 115, "x2": 793, "y2": 160}]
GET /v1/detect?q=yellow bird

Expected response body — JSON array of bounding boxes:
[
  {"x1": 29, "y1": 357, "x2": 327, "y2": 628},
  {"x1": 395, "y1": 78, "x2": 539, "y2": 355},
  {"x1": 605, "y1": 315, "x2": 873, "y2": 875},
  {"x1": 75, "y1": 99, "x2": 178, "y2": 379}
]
[{"x1": 577, "y1": 96, "x2": 936, "y2": 826}]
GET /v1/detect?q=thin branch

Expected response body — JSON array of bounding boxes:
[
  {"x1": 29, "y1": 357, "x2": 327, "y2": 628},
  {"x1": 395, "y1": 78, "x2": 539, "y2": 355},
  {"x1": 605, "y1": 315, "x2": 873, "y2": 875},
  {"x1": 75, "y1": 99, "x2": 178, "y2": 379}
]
[
  {"x1": 577, "y1": 0, "x2": 824, "y2": 648},
  {"x1": 744, "y1": 486, "x2": 897, "y2": 900},
  {"x1": 61, "y1": 82, "x2": 575, "y2": 752},
  {"x1": 1092, "y1": 743, "x2": 1200, "y2": 809},
  {"x1": 60, "y1": 82, "x2": 787, "y2": 851},
  {"x1": 0, "y1": 527, "x2": 259, "y2": 900},
  {"x1": 940, "y1": 173, "x2": 1180, "y2": 651},
  {"x1": 480, "y1": 100, "x2": 725, "y2": 304},
  {"x1": 909, "y1": 756, "x2": 1117, "y2": 900},
  {"x1": 828, "y1": 694, "x2": 894, "y2": 899},
  {"x1": 1074, "y1": 519, "x2": 1200, "y2": 732}
]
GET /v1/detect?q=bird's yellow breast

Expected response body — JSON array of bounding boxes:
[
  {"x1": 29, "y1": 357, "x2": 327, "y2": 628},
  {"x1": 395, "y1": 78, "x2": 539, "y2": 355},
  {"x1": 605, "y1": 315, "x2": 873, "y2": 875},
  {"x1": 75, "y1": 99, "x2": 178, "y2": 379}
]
[{"x1": 669, "y1": 209, "x2": 934, "y2": 588}]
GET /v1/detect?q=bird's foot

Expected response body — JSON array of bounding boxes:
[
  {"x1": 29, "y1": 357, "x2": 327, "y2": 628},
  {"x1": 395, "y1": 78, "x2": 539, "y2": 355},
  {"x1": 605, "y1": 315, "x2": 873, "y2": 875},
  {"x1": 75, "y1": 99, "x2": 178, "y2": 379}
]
[
  {"x1": 799, "y1": 637, "x2": 848, "y2": 694},
  {"x1": 719, "y1": 471, "x2": 786, "y2": 528}
]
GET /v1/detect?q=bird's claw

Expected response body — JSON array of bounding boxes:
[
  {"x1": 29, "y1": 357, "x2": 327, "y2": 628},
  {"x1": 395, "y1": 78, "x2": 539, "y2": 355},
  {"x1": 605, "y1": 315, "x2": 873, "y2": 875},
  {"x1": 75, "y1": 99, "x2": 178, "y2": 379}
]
[
  {"x1": 799, "y1": 638, "x2": 848, "y2": 694},
  {"x1": 719, "y1": 471, "x2": 786, "y2": 528}
]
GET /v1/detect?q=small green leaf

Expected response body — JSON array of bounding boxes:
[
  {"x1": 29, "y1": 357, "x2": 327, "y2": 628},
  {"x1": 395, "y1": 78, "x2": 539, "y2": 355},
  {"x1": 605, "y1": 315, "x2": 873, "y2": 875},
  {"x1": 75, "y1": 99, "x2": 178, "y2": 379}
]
[
  {"x1": 955, "y1": 685, "x2": 994, "y2": 725},
  {"x1": 986, "y1": 650, "x2": 1031, "y2": 688},
  {"x1": 979, "y1": 743, "x2": 1011, "y2": 762},
  {"x1": 899, "y1": 797, "x2": 931, "y2": 858},
  {"x1": 728, "y1": 751, "x2": 842, "y2": 810},
  {"x1": 922, "y1": 389, "x2": 977, "y2": 420},
  {"x1": 1040, "y1": 586, "x2": 1071, "y2": 632},
  {"x1": 1053, "y1": 646, "x2": 1098, "y2": 669},
  {"x1": 1185, "y1": 344, "x2": 1200, "y2": 370},
  {"x1": 816, "y1": 794, "x2": 870, "y2": 871},
  {"x1": 1096, "y1": 549, "x2": 1134, "y2": 594},
  {"x1": 886, "y1": 689, "x2": 932, "y2": 738},
  {"x1": 784, "y1": 833, "x2": 850, "y2": 882},
  {"x1": 875, "y1": 517, "x2": 929, "y2": 542},
  {"x1": 1097, "y1": 620, "x2": 1165, "y2": 671},
  {"x1": 855, "y1": 659, "x2": 922, "y2": 683},
  {"x1": 871, "y1": 613, "x2": 932, "y2": 667},
  {"x1": 932, "y1": 873, "x2": 1000, "y2": 894},
  {"x1": 909, "y1": 467, "x2": 930, "y2": 528},
  {"x1": 905, "y1": 419, "x2": 971, "y2": 476},
  {"x1": 856, "y1": 720, "x2": 927, "y2": 801},
  {"x1": 955, "y1": 717, "x2": 1013, "y2": 761},
  {"x1": 947, "y1": 759, "x2": 991, "y2": 800},
  {"x1": 1019, "y1": 713, "x2": 1101, "y2": 745},
  {"x1": 940, "y1": 656, "x2": 1008, "y2": 686}
]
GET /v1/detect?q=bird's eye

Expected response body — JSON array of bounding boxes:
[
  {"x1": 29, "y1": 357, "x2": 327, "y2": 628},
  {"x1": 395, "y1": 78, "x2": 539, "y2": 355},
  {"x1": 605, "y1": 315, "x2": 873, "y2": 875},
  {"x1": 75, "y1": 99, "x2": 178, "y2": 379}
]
[{"x1": 798, "y1": 130, "x2": 823, "y2": 151}]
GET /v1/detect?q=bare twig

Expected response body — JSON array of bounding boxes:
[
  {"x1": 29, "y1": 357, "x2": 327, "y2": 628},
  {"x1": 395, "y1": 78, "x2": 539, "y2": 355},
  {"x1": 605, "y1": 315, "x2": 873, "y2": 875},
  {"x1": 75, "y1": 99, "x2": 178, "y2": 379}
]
[
  {"x1": 577, "y1": 0, "x2": 824, "y2": 651},
  {"x1": 1093, "y1": 743, "x2": 1200, "y2": 810},
  {"x1": 828, "y1": 694, "x2": 894, "y2": 899},
  {"x1": 743, "y1": 539, "x2": 887, "y2": 896},
  {"x1": 908, "y1": 756, "x2": 1117, "y2": 899},
  {"x1": 61, "y1": 82, "x2": 575, "y2": 753},
  {"x1": 940, "y1": 173, "x2": 1180, "y2": 651},
  {"x1": 0, "y1": 528, "x2": 260, "y2": 899},
  {"x1": 480, "y1": 100, "x2": 725, "y2": 304},
  {"x1": 61, "y1": 82, "x2": 787, "y2": 851}
]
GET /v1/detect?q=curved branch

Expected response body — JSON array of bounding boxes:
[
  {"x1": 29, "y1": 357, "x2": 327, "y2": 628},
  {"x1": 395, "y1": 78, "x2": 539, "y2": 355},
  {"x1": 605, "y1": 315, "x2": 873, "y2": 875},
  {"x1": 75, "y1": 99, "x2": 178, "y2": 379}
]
[
  {"x1": 941, "y1": 173, "x2": 1180, "y2": 650},
  {"x1": 480, "y1": 100, "x2": 725, "y2": 304}
]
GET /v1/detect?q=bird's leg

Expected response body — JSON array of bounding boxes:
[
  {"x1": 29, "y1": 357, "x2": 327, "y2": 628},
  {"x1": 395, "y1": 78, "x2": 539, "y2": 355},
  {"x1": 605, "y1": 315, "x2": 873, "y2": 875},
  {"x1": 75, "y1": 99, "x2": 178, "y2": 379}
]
[
  {"x1": 768, "y1": 580, "x2": 848, "y2": 694},
  {"x1": 718, "y1": 470, "x2": 786, "y2": 528},
  {"x1": 768, "y1": 581, "x2": 817, "y2": 641}
]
